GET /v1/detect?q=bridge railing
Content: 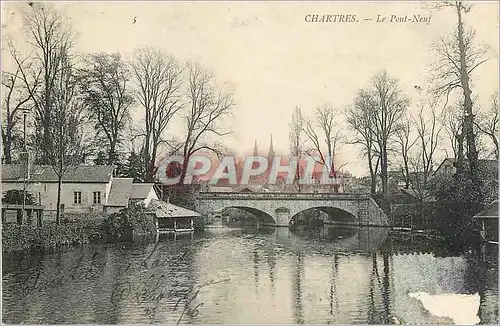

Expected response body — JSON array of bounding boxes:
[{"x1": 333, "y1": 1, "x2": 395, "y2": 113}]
[{"x1": 197, "y1": 192, "x2": 371, "y2": 200}]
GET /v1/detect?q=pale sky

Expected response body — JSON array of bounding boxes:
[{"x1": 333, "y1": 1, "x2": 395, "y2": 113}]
[{"x1": 2, "y1": 1, "x2": 499, "y2": 176}]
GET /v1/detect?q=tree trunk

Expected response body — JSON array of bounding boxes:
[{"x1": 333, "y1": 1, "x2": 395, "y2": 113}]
[
  {"x1": 144, "y1": 128, "x2": 151, "y2": 182},
  {"x1": 146, "y1": 141, "x2": 158, "y2": 183},
  {"x1": 108, "y1": 141, "x2": 116, "y2": 165},
  {"x1": 455, "y1": 131, "x2": 465, "y2": 173},
  {"x1": 456, "y1": 3, "x2": 478, "y2": 178},
  {"x1": 56, "y1": 176, "x2": 62, "y2": 225},
  {"x1": 179, "y1": 155, "x2": 190, "y2": 185},
  {"x1": 370, "y1": 176, "x2": 376, "y2": 196},
  {"x1": 2, "y1": 128, "x2": 12, "y2": 164},
  {"x1": 295, "y1": 164, "x2": 301, "y2": 193},
  {"x1": 402, "y1": 151, "x2": 410, "y2": 189},
  {"x1": 381, "y1": 143, "x2": 389, "y2": 198},
  {"x1": 41, "y1": 113, "x2": 51, "y2": 164},
  {"x1": 494, "y1": 138, "x2": 499, "y2": 159},
  {"x1": 368, "y1": 152, "x2": 376, "y2": 196}
]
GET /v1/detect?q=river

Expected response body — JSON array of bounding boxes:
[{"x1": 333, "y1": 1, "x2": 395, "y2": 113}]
[{"x1": 2, "y1": 226, "x2": 498, "y2": 324}]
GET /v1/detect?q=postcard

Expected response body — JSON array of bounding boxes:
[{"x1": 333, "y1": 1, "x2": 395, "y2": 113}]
[{"x1": 1, "y1": 1, "x2": 498, "y2": 325}]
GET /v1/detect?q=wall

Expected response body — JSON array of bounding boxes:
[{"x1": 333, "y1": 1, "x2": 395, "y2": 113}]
[
  {"x1": 2, "y1": 181, "x2": 111, "y2": 214},
  {"x1": 143, "y1": 188, "x2": 159, "y2": 207}
]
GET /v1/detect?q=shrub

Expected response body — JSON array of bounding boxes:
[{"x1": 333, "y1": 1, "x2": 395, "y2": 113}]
[
  {"x1": 2, "y1": 218, "x2": 105, "y2": 253},
  {"x1": 2, "y1": 189, "x2": 37, "y2": 205},
  {"x1": 102, "y1": 204, "x2": 156, "y2": 241}
]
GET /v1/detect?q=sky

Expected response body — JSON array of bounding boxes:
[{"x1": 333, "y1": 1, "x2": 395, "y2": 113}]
[{"x1": 2, "y1": 1, "x2": 499, "y2": 176}]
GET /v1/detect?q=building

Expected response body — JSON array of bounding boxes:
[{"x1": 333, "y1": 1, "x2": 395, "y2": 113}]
[
  {"x1": 473, "y1": 200, "x2": 498, "y2": 244},
  {"x1": 433, "y1": 158, "x2": 499, "y2": 203},
  {"x1": 147, "y1": 199, "x2": 200, "y2": 233},
  {"x1": 104, "y1": 178, "x2": 158, "y2": 214},
  {"x1": 2, "y1": 164, "x2": 158, "y2": 218},
  {"x1": 433, "y1": 158, "x2": 499, "y2": 179}
]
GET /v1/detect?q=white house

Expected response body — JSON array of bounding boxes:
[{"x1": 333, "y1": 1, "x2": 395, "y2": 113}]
[
  {"x1": 104, "y1": 178, "x2": 158, "y2": 214},
  {"x1": 2, "y1": 164, "x2": 158, "y2": 217}
]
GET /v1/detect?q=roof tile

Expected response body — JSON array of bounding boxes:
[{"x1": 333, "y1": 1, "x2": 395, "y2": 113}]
[{"x1": 2, "y1": 164, "x2": 115, "y2": 183}]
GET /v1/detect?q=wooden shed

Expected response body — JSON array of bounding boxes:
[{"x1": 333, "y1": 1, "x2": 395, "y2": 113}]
[
  {"x1": 147, "y1": 199, "x2": 200, "y2": 233},
  {"x1": 473, "y1": 200, "x2": 498, "y2": 244}
]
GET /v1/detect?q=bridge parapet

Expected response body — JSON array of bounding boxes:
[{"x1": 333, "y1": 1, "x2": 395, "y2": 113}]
[
  {"x1": 196, "y1": 192, "x2": 388, "y2": 227},
  {"x1": 198, "y1": 192, "x2": 371, "y2": 200}
]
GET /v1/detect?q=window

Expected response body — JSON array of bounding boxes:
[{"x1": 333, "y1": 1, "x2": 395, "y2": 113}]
[
  {"x1": 73, "y1": 191, "x2": 82, "y2": 205},
  {"x1": 93, "y1": 191, "x2": 101, "y2": 204}
]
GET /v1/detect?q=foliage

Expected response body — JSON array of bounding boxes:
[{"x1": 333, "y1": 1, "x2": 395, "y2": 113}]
[
  {"x1": 430, "y1": 173, "x2": 483, "y2": 248},
  {"x1": 289, "y1": 106, "x2": 304, "y2": 192},
  {"x1": 302, "y1": 105, "x2": 343, "y2": 193},
  {"x1": 166, "y1": 184, "x2": 200, "y2": 211},
  {"x1": 79, "y1": 52, "x2": 134, "y2": 166},
  {"x1": 1, "y1": 59, "x2": 31, "y2": 164},
  {"x1": 2, "y1": 206, "x2": 159, "y2": 253},
  {"x1": 93, "y1": 151, "x2": 107, "y2": 165},
  {"x1": 131, "y1": 48, "x2": 183, "y2": 182},
  {"x1": 102, "y1": 204, "x2": 156, "y2": 241},
  {"x1": 2, "y1": 189, "x2": 37, "y2": 205},
  {"x1": 164, "y1": 184, "x2": 205, "y2": 229},
  {"x1": 347, "y1": 71, "x2": 409, "y2": 196},
  {"x1": 2, "y1": 219, "x2": 104, "y2": 253},
  {"x1": 475, "y1": 93, "x2": 499, "y2": 159},
  {"x1": 121, "y1": 150, "x2": 144, "y2": 181},
  {"x1": 179, "y1": 62, "x2": 234, "y2": 183}
]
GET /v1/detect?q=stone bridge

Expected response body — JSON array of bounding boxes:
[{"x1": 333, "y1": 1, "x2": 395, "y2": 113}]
[{"x1": 196, "y1": 192, "x2": 388, "y2": 227}]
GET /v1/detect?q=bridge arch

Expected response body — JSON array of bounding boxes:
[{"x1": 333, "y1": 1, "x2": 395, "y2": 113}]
[
  {"x1": 290, "y1": 206, "x2": 358, "y2": 226},
  {"x1": 196, "y1": 192, "x2": 388, "y2": 227},
  {"x1": 217, "y1": 206, "x2": 276, "y2": 225}
]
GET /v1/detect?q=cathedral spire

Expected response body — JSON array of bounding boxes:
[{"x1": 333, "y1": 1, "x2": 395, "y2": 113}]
[
  {"x1": 253, "y1": 140, "x2": 258, "y2": 156},
  {"x1": 268, "y1": 134, "x2": 275, "y2": 159}
]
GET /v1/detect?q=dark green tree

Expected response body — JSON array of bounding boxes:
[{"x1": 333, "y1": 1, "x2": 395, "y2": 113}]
[
  {"x1": 2, "y1": 189, "x2": 37, "y2": 205},
  {"x1": 93, "y1": 151, "x2": 107, "y2": 165},
  {"x1": 121, "y1": 150, "x2": 144, "y2": 181}
]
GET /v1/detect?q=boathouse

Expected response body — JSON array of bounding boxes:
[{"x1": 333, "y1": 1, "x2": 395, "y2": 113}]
[
  {"x1": 473, "y1": 200, "x2": 498, "y2": 244},
  {"x1": 147, "y1": 199, "x2": 200, "y2": 233}
]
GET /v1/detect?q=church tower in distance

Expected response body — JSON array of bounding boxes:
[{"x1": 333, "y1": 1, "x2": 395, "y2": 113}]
[{"x1": 266, "y1": 135, "x2": 275, "y2": 183}]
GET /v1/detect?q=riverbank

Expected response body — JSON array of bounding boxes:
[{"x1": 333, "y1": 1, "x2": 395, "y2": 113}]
[
  {"x1": 2, "y1": 219, "x2": 104, "y2": 253},
  {"x1": 2, "y1": 206, "x2": 157, "y2": 254}
]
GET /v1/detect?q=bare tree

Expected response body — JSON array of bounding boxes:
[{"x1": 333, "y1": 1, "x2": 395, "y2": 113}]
[
  {"x1": 46, "y1": 50, "x2": 87, "y2": 224},
  {"x1": 475, "y1": 93, "x2": 499, "y2": 159},
  {"x1": 353, "y1": 71, "x2": 409, "y2": 197},
  {"x1": 394, "y1": 114, "x2": 417, "y2": 189},
  {"x1": 289, "y1": 106, "x2": 304, "y2": 192},
  {"x1": 431, "y1": 1, "x2": 489, "y2": 177},
  {"x1": 413, "y1": 98, "x2": 443, "y2": 192},
  {"x1": 346, "y1": 94, "x2": 381, "y2": 196},
  {"x1": 180, "y1": 62, "x2": 234, "y2": 184},
  {"x1": 13, "y1": 3, "x2": 76, "y2": 164},
  {"x1": 131, "y1": 48, "x2": 183, "y2": 182},
  {"x1": 1, "y1": 51, "x2": 33, "y2": 163},
  {"x1": 407, "y1": 155, "x2": 427, "y2": 202},
  {"x1": 79, "y1": 52, "x2": 134, "y2": 166},
  {"x1": 303, "y1": 105, "x2": 343, "y2": 192},
  {"x1": 441, "y1": 100, "x2": 464, "y2": 159}
]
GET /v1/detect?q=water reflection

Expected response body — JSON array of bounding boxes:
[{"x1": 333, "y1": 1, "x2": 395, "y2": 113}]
[{"x1": 2, "y1": 226, "x2": 498, "y2": 324}]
